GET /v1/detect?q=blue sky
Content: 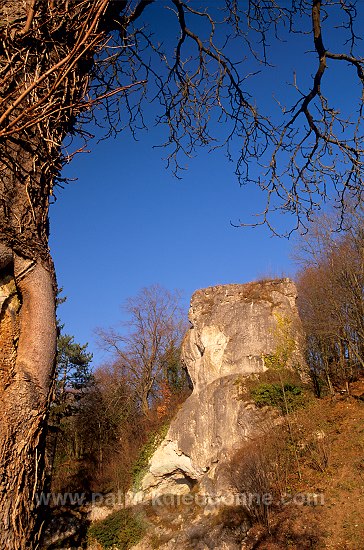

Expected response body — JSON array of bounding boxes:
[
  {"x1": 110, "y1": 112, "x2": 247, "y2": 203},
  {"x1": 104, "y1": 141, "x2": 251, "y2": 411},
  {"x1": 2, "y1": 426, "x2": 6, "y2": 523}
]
[
  {"x1": 49, "y1": 2, "x2": 363, "y2": 366},
  {"x1": 50, "y1": 130, "x2": 294, "y2": 365}
]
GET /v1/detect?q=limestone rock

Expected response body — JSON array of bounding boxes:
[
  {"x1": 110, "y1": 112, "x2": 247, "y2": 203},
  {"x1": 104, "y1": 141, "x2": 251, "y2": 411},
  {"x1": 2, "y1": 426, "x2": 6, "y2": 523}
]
[
  {"x1": 138, "y1": 278, "x2": 306, "y2": 499},
  {"x1": 183, "y1": 278, "x2": 303, "y2": 391}
]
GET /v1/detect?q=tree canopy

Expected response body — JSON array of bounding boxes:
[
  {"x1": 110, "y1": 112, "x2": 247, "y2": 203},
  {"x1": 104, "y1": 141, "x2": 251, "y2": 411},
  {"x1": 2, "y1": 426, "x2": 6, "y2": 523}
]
[{"x1": 1, "y1": 1, "x2": 363, "y2": 238}]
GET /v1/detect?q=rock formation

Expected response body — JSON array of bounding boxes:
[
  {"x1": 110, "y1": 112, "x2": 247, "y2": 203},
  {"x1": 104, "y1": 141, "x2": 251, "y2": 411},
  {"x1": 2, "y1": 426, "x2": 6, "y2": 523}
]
[{"x1": 134, "y1": 278, "x2": 306, "y2": 501}]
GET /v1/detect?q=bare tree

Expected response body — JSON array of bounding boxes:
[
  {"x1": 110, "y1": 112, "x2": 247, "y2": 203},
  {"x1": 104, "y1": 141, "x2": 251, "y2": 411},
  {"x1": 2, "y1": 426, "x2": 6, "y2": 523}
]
[
  {"x1": 98, "y1": 284, "x2": 186, "y2": 416},
  {"x1": 0, "y1": 1, "x2": 363, "y2": 546},
  {"x1": 296, "y1": 204, "x2": 364, "y2": 394}
]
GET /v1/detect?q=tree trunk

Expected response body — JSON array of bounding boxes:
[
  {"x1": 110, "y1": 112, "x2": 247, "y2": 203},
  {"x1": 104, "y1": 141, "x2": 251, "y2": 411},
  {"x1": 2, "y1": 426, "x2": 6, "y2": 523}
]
[
  {"x1": 0, "y1": 52, "x2": 58, "y2": 542},
  {"x1": 0, "y1": 1, "x2": 113, "y2": 545},
  {"x1": 141, "y1": 393, "x2": 150, "y2": 417},
  {"x1": 0, "y1": 152, "x2": 57, "y2": 547}
]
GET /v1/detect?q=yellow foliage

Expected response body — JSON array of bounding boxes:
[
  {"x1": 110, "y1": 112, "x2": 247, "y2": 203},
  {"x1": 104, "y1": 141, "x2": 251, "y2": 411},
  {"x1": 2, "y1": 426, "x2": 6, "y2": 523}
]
[{"x1": 263, "y1": 313, "x2": 296, "y2": 371}]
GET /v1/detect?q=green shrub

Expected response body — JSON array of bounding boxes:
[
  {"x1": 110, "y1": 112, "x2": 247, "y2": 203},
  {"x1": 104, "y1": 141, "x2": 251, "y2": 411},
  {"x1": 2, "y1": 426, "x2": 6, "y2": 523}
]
[
  {"x1": 251, "y1": 382, "x2": 306, "y2": 414},
  {"x1": 235, "y1": 367, "x2": 306, "y2": 402},
  {"x1": 87, "y1": 508, "x2": 145, "y2": 549}
]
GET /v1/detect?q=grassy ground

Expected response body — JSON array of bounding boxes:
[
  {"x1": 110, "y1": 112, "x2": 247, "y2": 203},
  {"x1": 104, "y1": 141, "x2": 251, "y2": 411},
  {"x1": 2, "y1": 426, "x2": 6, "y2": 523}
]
[{"x1": 244, "y1": 387, "x2": 364, "y2": 549}]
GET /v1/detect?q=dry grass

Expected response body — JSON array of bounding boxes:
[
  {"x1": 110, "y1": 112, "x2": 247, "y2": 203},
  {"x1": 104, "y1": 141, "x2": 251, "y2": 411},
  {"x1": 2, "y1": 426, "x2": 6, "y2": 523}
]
[{"x1": 229, "y1": 393, "x2": 364, "y2": 549}]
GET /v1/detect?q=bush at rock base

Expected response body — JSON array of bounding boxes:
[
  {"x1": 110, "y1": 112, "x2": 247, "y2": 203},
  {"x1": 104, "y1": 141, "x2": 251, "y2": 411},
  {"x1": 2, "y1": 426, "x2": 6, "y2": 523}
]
[{"x1": 87, "y1": 508, "x2": 145, "y2": 549}]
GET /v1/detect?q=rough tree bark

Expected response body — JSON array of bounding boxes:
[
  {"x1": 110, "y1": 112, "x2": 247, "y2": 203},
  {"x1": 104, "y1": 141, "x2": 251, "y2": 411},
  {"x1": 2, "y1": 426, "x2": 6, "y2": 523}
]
[
  {"x1": 0, "y1": 1, "x2": 113, "y2": 546},
  {"x1": 0, "y1": 145, "x2": 57, "y2": 548}
]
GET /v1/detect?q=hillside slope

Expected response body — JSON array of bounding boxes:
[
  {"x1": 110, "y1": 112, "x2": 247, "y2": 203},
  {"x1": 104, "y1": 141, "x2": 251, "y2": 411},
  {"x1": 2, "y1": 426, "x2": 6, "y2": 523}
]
[{"x1": 126, "y1": 392, "x2": 364, "y2": 550}]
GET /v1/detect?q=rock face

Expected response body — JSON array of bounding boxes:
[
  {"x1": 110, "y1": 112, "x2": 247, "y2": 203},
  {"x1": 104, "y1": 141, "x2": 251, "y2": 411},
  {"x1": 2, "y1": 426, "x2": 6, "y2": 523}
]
[
  {"x1": 183, "y1": 279, "x2": 303, "y2": 391},
  {"x1": 137, "y1": 278, "x2": 305, "y2": 500}
]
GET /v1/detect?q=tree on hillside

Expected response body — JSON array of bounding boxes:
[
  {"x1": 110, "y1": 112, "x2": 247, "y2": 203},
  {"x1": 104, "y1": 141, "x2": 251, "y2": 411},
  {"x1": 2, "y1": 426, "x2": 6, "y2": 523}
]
[
  {"x1": 53, "y1": 334, "x2": 93, "y2": 408},
  {"x1": 49, "y1": 362, "x2": 127, "y2": 495},
  {"x1": 97, "y1": 284, "x2": 187, "y2": 416},
  {"x1": 46, "y1": 332, "x2": 94, "y2": 492},
  {"x1": 0, "y1": 1, "x2": 364, "y2": 546},
  {"x1": 296, "y1": 205, "x2": 364, "y2": 394}
]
